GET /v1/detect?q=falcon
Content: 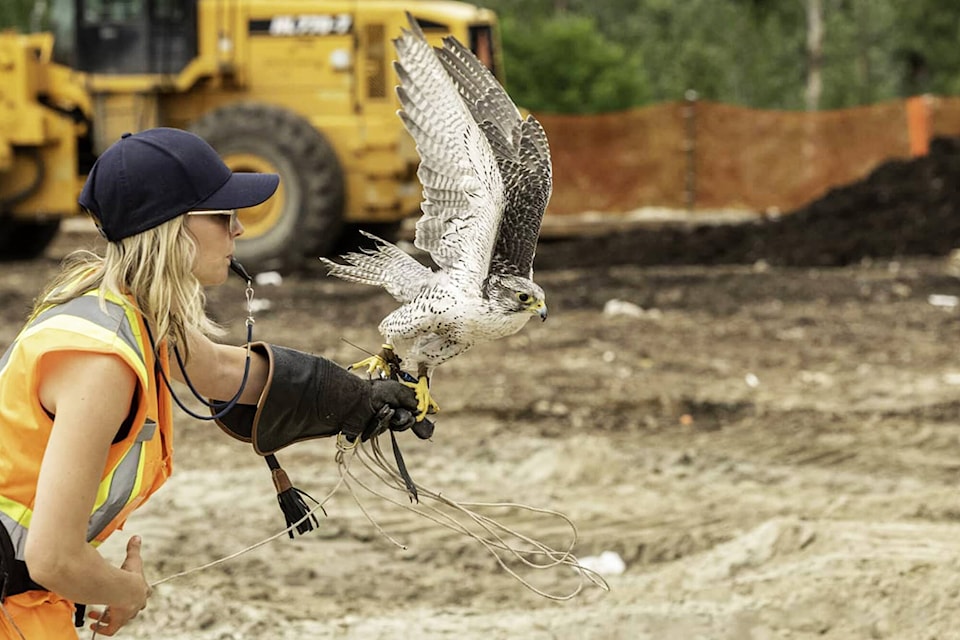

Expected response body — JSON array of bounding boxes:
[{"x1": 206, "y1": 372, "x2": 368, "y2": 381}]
[{"x1": 320, "y1": 14, "x2": 551, "y2": 421}]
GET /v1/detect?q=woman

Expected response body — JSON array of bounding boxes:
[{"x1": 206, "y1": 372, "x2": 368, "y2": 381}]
[{"x1": 0, "y1": 128, "x2": 419, "y2": 638}]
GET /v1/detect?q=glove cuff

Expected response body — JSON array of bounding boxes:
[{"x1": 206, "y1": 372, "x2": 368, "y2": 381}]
[
  {"x1": 214, "y1": 342, "x2": 370, "y2": 455},
  {"x1": 212, "y1": 342, "x2": 271, "y2": 444}
]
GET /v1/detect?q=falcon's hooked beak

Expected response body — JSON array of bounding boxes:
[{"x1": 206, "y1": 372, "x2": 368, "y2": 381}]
[{"x1": 530, "y1": 299, "x2": 548, "y2": 321}]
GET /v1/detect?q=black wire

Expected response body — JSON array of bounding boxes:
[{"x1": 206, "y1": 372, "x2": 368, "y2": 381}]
[
  {"x1": 171, "y1": 324, "x2": 251, "y2": 410},
  {"x1": 144, "y1": 320, "x2": 253, "y2": 421}
]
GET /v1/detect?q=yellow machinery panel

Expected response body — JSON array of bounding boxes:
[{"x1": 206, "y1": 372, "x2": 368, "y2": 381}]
[{"x1": 0, "y1": 0, "x2": 500, "y2": 269}]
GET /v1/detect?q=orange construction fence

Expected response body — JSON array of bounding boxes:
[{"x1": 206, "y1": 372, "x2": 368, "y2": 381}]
[{"x1": 536, "y1": 95, "x2": 960, "y2": 218}]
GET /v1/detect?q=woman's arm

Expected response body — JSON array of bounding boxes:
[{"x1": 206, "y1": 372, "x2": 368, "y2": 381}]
[
  {"x1": 170, "y1": 328, "x2": 269, "y2": 404},
  {"x1": 25, "y1": 350, "x2": 151, "y2": 618}
]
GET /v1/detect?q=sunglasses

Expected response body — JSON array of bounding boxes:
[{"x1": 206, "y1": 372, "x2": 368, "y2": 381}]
[{"x1": 187, "y1": 209, "x2": 239, "y2": 227}]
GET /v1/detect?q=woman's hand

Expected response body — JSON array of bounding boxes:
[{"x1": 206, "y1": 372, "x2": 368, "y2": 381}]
[{"x1": 87, "y1": 536, "x2": 152, "y2": 636}]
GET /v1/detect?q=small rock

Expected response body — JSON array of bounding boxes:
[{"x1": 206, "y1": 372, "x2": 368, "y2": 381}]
[
  {"x1": 578, "y1": 550, "x2": 626, "y2": 576},
  {"x1": 602, "y1": 299, "x2": 645, "y2": 318},
  {"x1": 928, "y1": 294, "x2": 959, "y2": 309}
]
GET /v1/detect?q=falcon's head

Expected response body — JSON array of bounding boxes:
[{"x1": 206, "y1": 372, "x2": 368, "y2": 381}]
[{"x1": 486, "y1": 274, "x2": 548, "y2": 321}]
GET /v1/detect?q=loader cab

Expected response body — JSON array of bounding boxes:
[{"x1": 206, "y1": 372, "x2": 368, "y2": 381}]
[{"x1": 50, "y1": 0, "x2": 197, "y2": 74}]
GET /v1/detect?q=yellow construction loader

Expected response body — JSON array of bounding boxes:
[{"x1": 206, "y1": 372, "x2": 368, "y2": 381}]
[{"x1": 0, "y1": 0, "x2": 501, "y2": 270}]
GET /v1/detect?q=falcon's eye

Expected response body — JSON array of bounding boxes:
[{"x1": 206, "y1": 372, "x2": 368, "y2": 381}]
[{"x1": 517, "y1": 293, "x2": 531, "y2": 303}]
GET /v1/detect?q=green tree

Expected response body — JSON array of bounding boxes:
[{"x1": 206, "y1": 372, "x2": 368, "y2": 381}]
[
  {"x1": 482, "y1": 0, "x2": 957, "y2": 111},
  {"x1": 588, "y1": 0, "x2": 810, "y2": 108},
  {"x1": 0, "y1": 0, "x2": 35, "y2": 30},
  {"x1": 896, "y1": 0, "x2": 960, "y2": 96},
  {"x1": 500, "y1": 13, "x2": 650, "y2": 114},
  {"x1": 818, "y1": 0, "x2": 900, "y2": 108},
  {"x1": 486, "y1": 0, "x2": 811, "y2": 109}
]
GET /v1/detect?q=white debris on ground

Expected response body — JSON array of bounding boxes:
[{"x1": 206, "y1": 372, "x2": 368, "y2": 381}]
[
  {"x1": 578, "y1": 550, "x2": 627, "y2": 577},
  {"x1": 602, "y1": 299, "x2": 659, "y2": 319},
  {"x1": 927, "y1": 293, "x2": 959, "y2": 309}
]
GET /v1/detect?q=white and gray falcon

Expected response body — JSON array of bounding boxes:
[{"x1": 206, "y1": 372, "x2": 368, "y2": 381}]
[{"x1": 319, "y1": 14, "x2": 552, "y2": 420}]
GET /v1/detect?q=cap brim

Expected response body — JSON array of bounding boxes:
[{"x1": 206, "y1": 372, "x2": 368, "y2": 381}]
[{"x1": 193, "y1": 172, "x2": 280, "y2": 211}]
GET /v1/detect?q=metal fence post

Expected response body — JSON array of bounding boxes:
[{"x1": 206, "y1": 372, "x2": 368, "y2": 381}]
[{"x1": 683, "y1": 89, "x2": 698, "y2": 212}]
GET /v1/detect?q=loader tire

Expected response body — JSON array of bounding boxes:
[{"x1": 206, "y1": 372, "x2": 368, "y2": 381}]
[
  {"x1": 190, "y1": 104, "x2": 345, "y2": 273},
  {"x1": 0, "y1": 218, "x2": 61, "y2": 261}
]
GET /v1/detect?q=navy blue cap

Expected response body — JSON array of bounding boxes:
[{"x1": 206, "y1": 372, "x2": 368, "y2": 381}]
[{"x1": 79, "y1": 128, "x2": 280, "y2": 241}]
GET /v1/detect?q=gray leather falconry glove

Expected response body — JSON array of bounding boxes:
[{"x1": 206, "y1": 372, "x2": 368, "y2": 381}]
[{"x1": 214, "y1": 342, "x2": 430, "y2": 453}]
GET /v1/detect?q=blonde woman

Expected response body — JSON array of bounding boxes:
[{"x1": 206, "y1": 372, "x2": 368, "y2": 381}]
[{"x1": 0, "y1": 128, "x2": 419, "y2": 638}]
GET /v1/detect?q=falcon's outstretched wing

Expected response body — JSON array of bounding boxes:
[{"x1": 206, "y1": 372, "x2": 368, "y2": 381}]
[
  {"x1": 435, "y1": 36, "x2": 553, "y2": 280},
  {"x1": 321, "y1": 231, "x2": 433, "y2": 304},
  {"x1": 394, "y1": 15, "x2": 505, "y2": 293}
]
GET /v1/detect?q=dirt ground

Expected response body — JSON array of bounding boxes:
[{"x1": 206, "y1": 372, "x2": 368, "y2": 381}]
[{"x1": 3, "y1": 203, "x2": 960, "y2": 640}]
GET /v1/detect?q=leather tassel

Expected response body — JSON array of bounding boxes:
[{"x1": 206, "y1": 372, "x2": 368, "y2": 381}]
[{"x1": 265, "y1": 455, "x2": 322, "y2": 537}]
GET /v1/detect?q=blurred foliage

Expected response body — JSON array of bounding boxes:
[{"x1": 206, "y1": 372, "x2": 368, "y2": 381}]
[
  {"x1": 0, "y1": 0, "x2": 35, "y2": 31},
  {"x1": 484, "y1": 0, "x2": 960, "y2": 112},
  {"x1": 499, "y1": 13, "x2": 649, "y2": 114},
  {"x1": 897, "y1": 0, "x2": 960, "y2": 96}
]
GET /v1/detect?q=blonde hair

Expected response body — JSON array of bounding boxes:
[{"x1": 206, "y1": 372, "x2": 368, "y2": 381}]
[{"x1": 33, "y1": 216, "x2": 223, "y2": 362}]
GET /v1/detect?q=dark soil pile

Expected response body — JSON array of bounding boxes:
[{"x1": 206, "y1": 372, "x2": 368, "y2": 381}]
[{"x1": 535, "y1": 136, "x2": 960, "y2": 270}]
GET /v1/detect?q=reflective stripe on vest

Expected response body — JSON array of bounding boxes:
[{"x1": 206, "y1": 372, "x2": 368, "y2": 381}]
[
  {"x1": 0, "y1": 423, "x2": 154, "y2": 559},
  {"x1": 0, "y1": 497, "x2": 29, "y2": 560},
  {"x1": 0, "y1": 291, "x2": 156, "y2": 558},
  {"x1": 0, "y1": 292, "x2": 148, "y2": 383},
  {"x1": 86, "y1": 419, "x2": 157, "y2": 544}
]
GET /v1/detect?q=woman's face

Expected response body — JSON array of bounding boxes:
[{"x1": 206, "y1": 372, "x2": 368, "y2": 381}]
[{"x1": 185, "y1": 210, "x2": 244, "y2": 286}]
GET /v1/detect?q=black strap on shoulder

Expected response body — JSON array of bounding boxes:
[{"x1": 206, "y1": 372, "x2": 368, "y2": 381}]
[
  {"x1": 0, "y1": 524, "x2": 42, "y2": 600},
  {"x1": 0, "y1": 521, "x2": 18, "y2": 601}
]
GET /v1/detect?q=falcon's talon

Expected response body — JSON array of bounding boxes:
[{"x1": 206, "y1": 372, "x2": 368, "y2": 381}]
[
  {"x1": 349, "y1": 353, "x2": 390, "y2": 378},
  {"x1": 401, "y1": 375, "x2": 440, "y2": 421},
  {"x1": 349, "y1": 345, "x2": 403, "y2": 379}
]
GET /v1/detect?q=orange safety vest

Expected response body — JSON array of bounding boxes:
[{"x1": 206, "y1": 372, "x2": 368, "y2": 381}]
[{"x1": 0, "y1": 288, "x2": 173, "y2": 637}]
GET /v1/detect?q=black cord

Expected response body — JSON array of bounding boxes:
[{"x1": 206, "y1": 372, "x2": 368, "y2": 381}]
[
  {"x1": 146, "y1": 258, "x2": 257, "y2": 420},
  {"x1": 171, "y1": 324, "x2": 252, "y2": 410},
  {"x1": 144, "y1": 320, "x2": 253, "y2": 421}
]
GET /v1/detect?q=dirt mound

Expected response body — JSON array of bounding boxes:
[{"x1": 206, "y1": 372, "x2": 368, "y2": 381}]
[{"x1": 536, "y1": 136, "x2": 960, "y2": 270}]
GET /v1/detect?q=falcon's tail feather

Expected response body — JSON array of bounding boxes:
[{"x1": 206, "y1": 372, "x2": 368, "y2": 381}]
[{"x1": 319, "y1": 232, "x2": 432, "y2": 304}]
